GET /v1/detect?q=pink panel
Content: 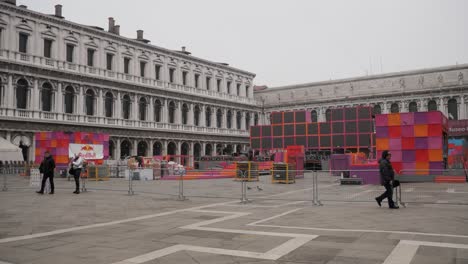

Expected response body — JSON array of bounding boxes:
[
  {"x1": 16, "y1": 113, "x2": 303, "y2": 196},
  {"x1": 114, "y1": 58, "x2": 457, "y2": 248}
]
[
  {"x1": 389, "y1": 138, "x2": 402, "y2": 150},
  {"x1": 391, "y1": 150, "x2": 402, "y2": 162},
  {"x1": 428, "y1": 137, "x2": 442, "y2": 149},
  {"x1": 427, "y1": 111, "x2": 442, "y2": 124},
  {"x1": 375, "y1": 115, "x2": 388, "y2": 127},
  {"x1": 400, "y1": 113, "x2": 414, "y2": 126},
  {"x1": 401, "y1": 126, "x2": 414, "y2": 137}
]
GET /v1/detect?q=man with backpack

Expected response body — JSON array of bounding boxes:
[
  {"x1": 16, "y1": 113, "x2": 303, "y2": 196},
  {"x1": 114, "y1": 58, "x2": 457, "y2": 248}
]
[{"x1": 37, "y1": 150, "x2": 55, "y2": 194}]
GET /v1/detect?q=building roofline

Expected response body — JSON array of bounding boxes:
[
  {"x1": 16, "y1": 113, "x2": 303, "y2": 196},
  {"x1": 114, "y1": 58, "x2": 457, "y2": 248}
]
[
  {"x1": 256, "y1": 63, "x2": 468, "y2": 93},
  {"x1": 1, "y1": 2, "x2": 256, "y2": 78}
]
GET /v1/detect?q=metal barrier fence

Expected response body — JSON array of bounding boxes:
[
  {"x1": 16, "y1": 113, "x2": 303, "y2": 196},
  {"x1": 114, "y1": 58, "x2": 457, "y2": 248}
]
[{"x1": 1, "y1": 166, "x2": 467, "y2": 206}]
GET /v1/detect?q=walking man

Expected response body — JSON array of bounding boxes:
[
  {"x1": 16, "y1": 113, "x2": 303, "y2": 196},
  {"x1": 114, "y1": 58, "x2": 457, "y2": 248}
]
[
  {"x1": 70, "y1": 153, "x2": 84, "y2": 194},
  {"x1": 37, "y1": 150, "x2": 55, "y2": 194},
  {"x1": 375, "y1": 150, "x2": 399, "y2": 209}
]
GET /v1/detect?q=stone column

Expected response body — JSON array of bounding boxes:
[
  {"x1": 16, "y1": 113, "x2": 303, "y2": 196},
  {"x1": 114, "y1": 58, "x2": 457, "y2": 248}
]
[
  {"x1": 116, "y1": 138, "x2": 121, "y2": 160},
  {"x1": 419, "y1": 99, "x2": 427, "y2": 112},
  {"x1": 176, "y1": 101, "x2": 182, "y2": 124},
  {"x1": 133, "y1": 139, "x2": 138, "y2": 156},
  {"x1": 32, "y1": 79, "x2": 39, "y2": 112},
  {"x1": 148, "y1": 139, "x2": 154, "y2": 157},
  {"x1": 439, "y1": 97, "x2": 446, "y2": 116},
  {"x1": 56, "y1": 83, "x2": 63, "y2": 113},
  {"x1": 133, "y1": 94, "x2": 138, "y2": 120},
  {"x1": 188, "y1": 103, "x2": 194, "y2": 126},
  {"x1": 97, "y1": 89, "x2": 103, "y2": 117},
  {"x1": 162, "y1": 99, "x2": 168, "y2": 123},
  {"x1": 210, "y1": 106, "x2": 216, "y2": 128},
  {"x1": 162, "y1": 140, "x2": 168, "y2": 156},
  {"x1": 148, "y1": 98, "x2": 154, "y2": 122},
  {"x1": 200, "y1": 105, "x2": 206, "y2": 127},
  {"x1": 460, "y1": 96, "x2": 467, "y2": 120},
  {"x1": 241, "y1": 112, "x2": 246, "y2": 130},
  {"x1": 6, "y1": 75, "x2": 13, "y2": 109},
  {"x1": 116, "y1": 92, "x2": 122, "y2": 118},
  {"x1": 222, "y1": 108, "x2": 227, "y2": 129},
  {"x1": 77, "y1": 86, "x2": 84, "y2": 115}
]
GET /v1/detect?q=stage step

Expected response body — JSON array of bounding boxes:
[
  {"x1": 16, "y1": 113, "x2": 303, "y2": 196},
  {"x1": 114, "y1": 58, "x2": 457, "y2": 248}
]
[{"x1": 434, "y1": 176, "x2": 466, "y2": 183}]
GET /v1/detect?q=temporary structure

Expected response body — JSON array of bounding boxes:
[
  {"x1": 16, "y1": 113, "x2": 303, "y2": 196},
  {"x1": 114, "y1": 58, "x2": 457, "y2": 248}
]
[{"x1": 0, "y1": 137, "x2": 24, "y2": 162}]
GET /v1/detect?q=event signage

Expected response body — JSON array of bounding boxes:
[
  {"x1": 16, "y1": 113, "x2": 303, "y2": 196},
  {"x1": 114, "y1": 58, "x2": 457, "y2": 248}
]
[
  {"x1": 448, "y1": 120, "x2": 468, "y2": 137},
  {"x1": 69, "y1": 144, "x2": 104, "y2": 159}
]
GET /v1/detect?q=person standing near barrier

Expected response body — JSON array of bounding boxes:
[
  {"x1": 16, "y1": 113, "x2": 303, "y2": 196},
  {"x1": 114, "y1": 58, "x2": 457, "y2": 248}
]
[
  {"x1": 70, "y1": 154, "x2": 83, "y2": 194},
  {"x1": 37, "y1": 151, "x2": 55, "y2": 194},
  {"x1": 375, "y1": 150, "x2": 399, "y2": 209}
]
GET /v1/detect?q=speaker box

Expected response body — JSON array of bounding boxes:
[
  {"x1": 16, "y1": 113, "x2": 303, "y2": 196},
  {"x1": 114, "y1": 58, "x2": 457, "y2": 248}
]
[
  {"x1": 273, "y1": 125, "x2": 283, "y2": 137},
  {"x1": 358, "y1": 107, "x2": 371, "y2": 119},
  {"x1": 262, "y1": 138, "x2": 272, "y2": 149},
  {"x1": 284, "y1": 137, "x2": 294, "y2": 147},
  {"x1": 284, "y1": 112, "x2": 294, "y2": 123},
  {"x1": 295, "y1": 136, "x2": 306, "y2": 146},
  {"x1": 295, "y1": 124, "x2": 306, "y2": 135},
  {"x1": 308, "y1": 136, "x2": 319, "y2": 148},
  {"x1": 273, "y1": 137, "x2": 283, "y2": 148},
  {"x1": 332, "y1": 108, "x2": 344, "y2": 121},
  {"x1": 333, "y1": 135, "x2": 344, "y2": 147},
  {"x1": 284, "y1": 124, "x2": 294, "y2": 136},
  {"x1": 251, "y1": 126, "x2": 261, "y2": 137},
  {"x1": 345, "y1": 121, "x2": 357, "y2": 133},
  {"x1": 320, "y1": 123, "x2": 331, "y2": 134},
  {"x1": 271, "y1": 112, "x2": 282, "y2": 124},
  {"x1": 346, "y1": 134, "x2": 357, "y2": 146},
  {"x1": 308, "y1": 123, "x2": 318, "y2": 135},
  {"x1": 295, "y1": 111, "x2": 306, "y2": 123},
  {"x1": 358, "y1": 120, "x2": 372, "y2": 133},
  {"x1": 261, "y1": 126, "x2": 272, "y2": 137},
  {"x1": 345, "y1": 107, "x2": 357, "y2": 120},
  {"x1": 251, "y1": 138, "x2": 260, "y2": 149},
  {"x1": 320, "y1": 135, "x2": 331, "y2": 147},
  {"x1": 332, "y1": 122, "x2": 344, "y2": 134}
]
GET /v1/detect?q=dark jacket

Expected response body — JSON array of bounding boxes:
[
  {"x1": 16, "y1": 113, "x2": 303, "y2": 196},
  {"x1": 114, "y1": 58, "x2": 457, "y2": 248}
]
[
  {"x1": 379, "y1": 158, "x2": 394, "y2": 185},
  {"x1": 39, "y1": 156, "x2": 55, "y2": 175}
]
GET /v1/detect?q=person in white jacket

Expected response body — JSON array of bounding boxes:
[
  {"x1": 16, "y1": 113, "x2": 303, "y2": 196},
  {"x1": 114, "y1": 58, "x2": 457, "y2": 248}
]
[{"x1": 70, "y1": 154, "x2": 84, "y2": 194}]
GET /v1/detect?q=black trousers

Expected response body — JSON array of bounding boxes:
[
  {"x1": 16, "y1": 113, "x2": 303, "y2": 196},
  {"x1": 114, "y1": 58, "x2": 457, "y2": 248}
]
[
  {"x1": 40, "y1": 172, "x2": 54, "y2": 192},
  {"x1": 73, "y1": 168, "x2": 82, "y2": 191},
  {"x1": 377, "y1": 182, "x2": 395, "y2": 208}
]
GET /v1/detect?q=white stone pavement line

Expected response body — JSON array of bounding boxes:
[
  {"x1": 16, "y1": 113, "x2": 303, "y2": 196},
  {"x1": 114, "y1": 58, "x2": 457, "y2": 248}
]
[
  {"x1": 111, "y1": 209, "x2": 317, "y2": 264},
  {"x1": 383, "y1": 240, "x2": 468, "y2": 264},
  {"x1": 347, "y1": 189, "x2": 375, "y2": 199},
  {"x1": 247, "y1": 208, "x2": 303, "y2": 226},
  {"x1": 222, "y1": 201, "x2": 305, "y2": 208},
  {"x1": 0, "y1": 201, "x2": 236, "y2": 244}
]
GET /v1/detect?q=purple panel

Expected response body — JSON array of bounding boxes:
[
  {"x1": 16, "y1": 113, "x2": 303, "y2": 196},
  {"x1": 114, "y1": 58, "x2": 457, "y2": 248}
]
[
  {"x1": 402, "y1": 150, "x2": 416, "y2": 162},
  {"x1": 400, "y1": 113, "x2": 414, "y2": 126},
  {"x1": 402, "y1": 162, "x2": 416, "y2": 171},
  {"x1": 415, "y1": 137, "x2": 428, "y2": 149},
  {"x1": 414, "y1": 112, "x2": 428, "y2": 125},
  {"x1": 389, "y1": 138, "x2": 402, "y2": 150},
  {"x1": 427, "y1": 111, "x2": 442, "y2": 124},
  {"x1": 428, "y1": 137, "x2": 442, "y2": 149},
  {"x1": 401, "y1": 126, "x2": 414, "y2": 137},
  {"x1": 391, "y1": 150, "x2": 402, "y2": 162},
  {"x1": 375, "y1": 115, "x2": 388, "y2": 127},
  {"x1": 375, "y1": 126, "x2": 389, "y2": 138},
  {"x1": 349, "y1": 164, "x2": 380, "y2": 185},
  {"x1": 429, "y1": 161, "x2": 444, "y2": 170}
]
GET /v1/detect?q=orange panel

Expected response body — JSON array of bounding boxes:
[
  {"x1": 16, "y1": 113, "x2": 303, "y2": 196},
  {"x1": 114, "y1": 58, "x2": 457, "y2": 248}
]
[
  {"x1": 414, "y1": 125, "x2": 428, "y2": 137},
  {"x1": 387, "y1": 114, "x2": 401, "y2": 126},
  {"x1": 376, "y1": 138, "x2": 389, "y2": 150},
  {"x1": 415, "y1": 162, "x2": 429, "y2": 175},
  {"x1": 428, "y1": 149, "x2": 443, "y2": 162}
]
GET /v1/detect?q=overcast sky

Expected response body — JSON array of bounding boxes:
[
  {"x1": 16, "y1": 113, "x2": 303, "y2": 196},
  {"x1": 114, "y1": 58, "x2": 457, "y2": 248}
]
[{"x1": 19, "y1": 0, "x2": 468, "y2": 87}]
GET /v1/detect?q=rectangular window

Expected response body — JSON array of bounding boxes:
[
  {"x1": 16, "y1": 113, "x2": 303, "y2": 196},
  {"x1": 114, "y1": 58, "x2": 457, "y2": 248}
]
[
  {"x1": 236, "y1": 83, "x2": 241, "y2": 96},
  {"x1": 169, "y1": 68, "x2": 175, "y2": 83},
  {"x1": 106, "y1": 53, "x2": 113, "y2": 70},
  {"x1": 66, "y1": 44, "x2": 74, "y2": 63},
  {"x1": 206, "y1": 77, "x2": 211, "y2": 90},
  {"x1": 182, "y1": 71, "x2": 188, "y2": 86},
  {"x1": 87, "y1": 49, "x2": 95, "y2": 67},
  {"x1": 155, "y1": 65, "x2": 161, "y2": 80},
  {"x1": 227, "y1": 81, "x2": 231, "y2": 94},
  {"x1": 124, "y1": 57, "x2": 131, "y2": 74},
  {"x1": 195, "y1": 74, "x2": 200, "y2": 88},
  {"x1": 43, "y1": 39, "x2": 53, "y2": 58},
  {"x1": 140, "y1": 61, "x2": 146, "y2": 77},
  {"x1": 19, "y1": 33, "x2": 28, "y2": 53},
  {"x1": 216, "y1": 79, "x2": 221, "y2": 92}
]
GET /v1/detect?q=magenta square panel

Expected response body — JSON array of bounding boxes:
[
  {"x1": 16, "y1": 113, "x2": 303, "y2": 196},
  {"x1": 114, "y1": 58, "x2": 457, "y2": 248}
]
[
  {"x1": 401, "y1": 126, "x2": 414, "y2": 137},
  {"x1": 375, "y1": 115, "x2": 388, "y2": 127},
  {"x1": 375, "y1": 126, "x2": 389, "y2": 138},
  {"x1": 428, "y1": 137, "x2": 442, "y2": 149},
  {"x1": 400, "y1": 113, "x2": 414, "y2": 126},
  {"x1": 389, "y1": 138, "x2": 402, "y2": 150},
  {"x1": 415, "y1": 137, "x2": 428, "y2": 149}
]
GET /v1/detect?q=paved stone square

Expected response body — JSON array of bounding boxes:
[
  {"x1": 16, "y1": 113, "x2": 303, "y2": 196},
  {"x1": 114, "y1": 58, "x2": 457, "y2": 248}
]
[{"x1": 1, "y1": 173, "x2": 468, "y2": 264}]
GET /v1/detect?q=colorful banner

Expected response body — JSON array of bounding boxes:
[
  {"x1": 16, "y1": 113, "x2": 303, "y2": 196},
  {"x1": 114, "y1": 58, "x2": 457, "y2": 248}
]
[{"x1": 69, "y1": 143, "x2": 104, "y2": 159}]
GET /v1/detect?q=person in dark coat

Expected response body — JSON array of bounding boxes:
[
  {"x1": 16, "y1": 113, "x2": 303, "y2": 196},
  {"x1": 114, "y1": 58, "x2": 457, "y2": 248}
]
[
  {"x1": 375, "y1": 150, "x2": 399, "y2": 209},
  {"x1": 37, "y1": 151, "x2": 55, "y2": 194}
]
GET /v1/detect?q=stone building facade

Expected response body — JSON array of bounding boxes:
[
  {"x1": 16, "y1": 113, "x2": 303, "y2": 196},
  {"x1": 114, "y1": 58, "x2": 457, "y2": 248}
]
[
  {"x1": 255, "y1": 64, "x2": 468, "y2": 126},
  {"x1": 0, "y1": 1, "x2": 260, "y2": 163}
]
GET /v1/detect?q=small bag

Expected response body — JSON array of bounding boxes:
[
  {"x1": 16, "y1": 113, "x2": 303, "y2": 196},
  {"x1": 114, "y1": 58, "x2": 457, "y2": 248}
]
[{"x1": 68, "y1": 167, "x2": 75, "y2": 175}]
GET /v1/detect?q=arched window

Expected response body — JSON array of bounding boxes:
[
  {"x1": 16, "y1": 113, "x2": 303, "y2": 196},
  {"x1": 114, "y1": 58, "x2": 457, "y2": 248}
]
[
  {"x1": 182, "y1": 103, "x2": 189, "y2": 125},
  {"x1": 245, "y1": 113, "x2": 251, "y2": 131},
  {"x1": 428, "y1": 100, "x2": 438, "y2": 111},
  {"x1": 390, "y1": 103, "x2": 399, "y2": 113},
  {"x1": 194, "y1": 105, "x2": 200, "y2": 126},
  {"x1": 448, "y1": 98, "x2": 458, "y2": 120},
  {"x1": 254, "y1": 113, "x2": 259, "y2": 125},
  {"x1": 236, "y1": 111, "x2": 242, "y2": 129},
  {"x1": 16, "y1": 79, "x2": 28, "y2": 109},
  {"x1": 122, "y1": 94, "x2": 131, "y2": 119},
  {"x1": 311, "y1": 110, "x2": 318, "y2": 122},
  {"x1": 120, "y1": 140, "x2": 131, "y2": 158},
  {"x1": 154, "y1": 99, "x2": 162, "y2": 122},
  {"x1": 104, "y1": 92, "x2": 113, "y2": 118},
  {"x1": 109, "y1": 140, "x2": 115, "y2": 159},
  {"x1": 408, "y1": 101, "x2": 417, "y2": 112},
  {"x1": 153, "y1": 141, "x2": 162, "y2": 156},
  {"x1": 245, "y1": 86, "x2": 249, "y2": 97},
  {"x1": 216, "y1": 109, "x2": 222, "y2": 128},
  {"x1": 325, "y1": 109, "x2": 331, "y2": 121},
  {"x1": 205, "y1": 107, "x2": 211, "y2": 127},
  {"x1": 85, "y1": 89, "x2": 95, "y2": 116},
  {"x1": 167, "y1": 142, "x2": 177, "y2": 156},
  {"x1": 205, "y1": 143, "x2": 212, "y2": 156},
  {"x1": 139, "y1": 97, "x2": 147, "y2": 121},
  {"x1": 137, "y1": 141, "x2": 147, "y2": 156},
  {"x1": 227, "y1": 110, "x2": 232, "y2": 128},
  {"x1": 168, "y1": 101, "x2": 176, "y2": 123},
  {"x1": 41, "y1": 82, "x2": 53, "y2": 112},
  {"x1": 373, "y1": 104, "x2": 382, "y2": 115},
  {"x1": 64, "y1": 86, "x2": 74, "y2": 114},
  {"x1": 194, "y1": 143, "x2": 202, "y2": 159},
  {"x1": 180, "y1": 142, "x2": 189, "y2": 166}
]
